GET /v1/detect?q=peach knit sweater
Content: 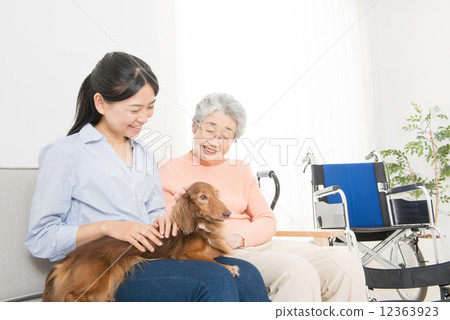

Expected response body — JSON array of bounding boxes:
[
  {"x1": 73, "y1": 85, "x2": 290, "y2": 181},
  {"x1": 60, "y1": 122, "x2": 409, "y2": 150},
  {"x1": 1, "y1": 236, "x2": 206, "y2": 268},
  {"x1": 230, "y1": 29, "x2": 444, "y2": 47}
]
[{"x1": 158, "y1": 152, "x2": 277, "y2": 247}]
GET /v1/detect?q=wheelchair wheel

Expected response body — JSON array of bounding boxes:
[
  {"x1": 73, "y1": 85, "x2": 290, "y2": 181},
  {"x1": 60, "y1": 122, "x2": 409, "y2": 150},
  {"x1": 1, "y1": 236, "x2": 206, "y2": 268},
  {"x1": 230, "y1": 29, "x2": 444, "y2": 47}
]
[{"x1": 390, "y1": 239, "x2": 428, "y2": 301}]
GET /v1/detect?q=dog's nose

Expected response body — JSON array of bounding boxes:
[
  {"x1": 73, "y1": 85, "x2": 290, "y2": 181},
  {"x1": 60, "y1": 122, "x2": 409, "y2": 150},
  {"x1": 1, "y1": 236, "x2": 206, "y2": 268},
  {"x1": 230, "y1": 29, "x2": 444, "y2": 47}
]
[{"x1": 222, "y1": 211, "x2": 232, "y2": 218}]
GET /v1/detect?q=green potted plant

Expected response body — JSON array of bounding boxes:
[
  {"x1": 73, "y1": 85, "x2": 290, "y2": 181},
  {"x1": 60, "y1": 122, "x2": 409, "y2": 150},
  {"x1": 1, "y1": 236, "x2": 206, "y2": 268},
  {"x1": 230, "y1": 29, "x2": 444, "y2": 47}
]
[{"x1": 380, "y1": 103, "x2": 450, "y2": 223}]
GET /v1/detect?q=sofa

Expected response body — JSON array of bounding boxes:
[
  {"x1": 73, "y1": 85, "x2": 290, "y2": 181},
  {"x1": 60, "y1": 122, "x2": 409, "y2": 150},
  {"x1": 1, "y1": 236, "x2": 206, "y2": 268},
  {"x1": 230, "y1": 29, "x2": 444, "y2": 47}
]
[{"x1": 0, "y1": 168, "x2": 53, "y2": 302}]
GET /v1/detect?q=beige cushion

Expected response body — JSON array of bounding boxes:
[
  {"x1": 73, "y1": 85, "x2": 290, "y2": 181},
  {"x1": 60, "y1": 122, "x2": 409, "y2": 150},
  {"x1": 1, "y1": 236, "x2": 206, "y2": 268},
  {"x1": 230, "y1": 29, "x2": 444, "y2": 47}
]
[{"x1": 0, "y1": 168, "x2": 53, "y2": 301}]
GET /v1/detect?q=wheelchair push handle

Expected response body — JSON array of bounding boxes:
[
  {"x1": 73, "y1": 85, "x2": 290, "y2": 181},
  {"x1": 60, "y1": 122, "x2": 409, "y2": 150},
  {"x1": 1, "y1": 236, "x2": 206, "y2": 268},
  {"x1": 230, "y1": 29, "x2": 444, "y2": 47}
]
[
  {"x1": 365, "y1": 150, "x2": 381, "y2": 162},
  {"x1": 257, "y1": 170, "x2": 275, "y2": 179},
  {"x1": 256, "y1": 170, "x2": 280, "y2": 210}
]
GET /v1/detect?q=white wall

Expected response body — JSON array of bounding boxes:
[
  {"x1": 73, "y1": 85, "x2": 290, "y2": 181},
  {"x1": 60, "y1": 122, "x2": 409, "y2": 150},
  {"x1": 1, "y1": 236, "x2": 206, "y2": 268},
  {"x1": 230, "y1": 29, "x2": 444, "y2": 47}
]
[
  {"x1": 359, "y1": 0, "x2": 450, "y2": 213},
  {"x1": 0, "y1": 0, "x2": 184, "y2": 167},
  {"x1": 1, "y1": 0, "x2": 449, "y2": 213},
  {"x1": 363, "y1": 0, "x2": 450, "y2": 149}
]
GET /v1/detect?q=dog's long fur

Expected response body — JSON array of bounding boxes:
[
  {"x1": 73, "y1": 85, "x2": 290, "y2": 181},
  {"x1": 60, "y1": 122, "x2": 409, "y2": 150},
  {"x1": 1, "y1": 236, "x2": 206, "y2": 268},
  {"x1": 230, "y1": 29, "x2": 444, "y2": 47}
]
[{"x1": 42, "y1": 182, "x2": 238, "y2": 302}]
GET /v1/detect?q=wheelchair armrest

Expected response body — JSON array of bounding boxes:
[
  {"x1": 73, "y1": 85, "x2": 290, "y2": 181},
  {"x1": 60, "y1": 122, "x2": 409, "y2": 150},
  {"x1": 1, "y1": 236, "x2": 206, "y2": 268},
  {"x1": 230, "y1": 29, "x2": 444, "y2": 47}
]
[
  {"x1": 386, "y1": 183, "x2": 423, "y2": 195},
  {"x1": 313, "y1": 185, "x2": 340, "y2": 198}
]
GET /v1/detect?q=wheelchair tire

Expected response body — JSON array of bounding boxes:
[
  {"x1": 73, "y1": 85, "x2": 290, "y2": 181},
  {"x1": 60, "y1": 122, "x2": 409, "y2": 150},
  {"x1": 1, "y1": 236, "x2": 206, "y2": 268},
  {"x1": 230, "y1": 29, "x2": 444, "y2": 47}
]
[{"x1": 390, "y1": 239, "x2": 428, "y2": 302}]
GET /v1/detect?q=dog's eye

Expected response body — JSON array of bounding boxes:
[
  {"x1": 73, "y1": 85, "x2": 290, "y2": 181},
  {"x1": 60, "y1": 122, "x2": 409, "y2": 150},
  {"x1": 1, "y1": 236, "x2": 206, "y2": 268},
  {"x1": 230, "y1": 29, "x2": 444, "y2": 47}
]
[{"x1": 200, "y1": 195, "x2": 207, "y2": 200}]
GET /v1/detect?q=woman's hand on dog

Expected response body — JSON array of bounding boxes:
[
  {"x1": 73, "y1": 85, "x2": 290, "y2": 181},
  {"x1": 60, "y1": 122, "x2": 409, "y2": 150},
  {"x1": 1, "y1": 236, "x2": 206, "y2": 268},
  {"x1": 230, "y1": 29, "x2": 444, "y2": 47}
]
[
  {"x1": 152, "y1": 185, "x2": 186, "y2": 238},
  {"x1": 153, "y1": 215, "x2": 178, "y2": 238},
  {"x1": 103, "y1": 221, "x2": 164, "y2": 253}
]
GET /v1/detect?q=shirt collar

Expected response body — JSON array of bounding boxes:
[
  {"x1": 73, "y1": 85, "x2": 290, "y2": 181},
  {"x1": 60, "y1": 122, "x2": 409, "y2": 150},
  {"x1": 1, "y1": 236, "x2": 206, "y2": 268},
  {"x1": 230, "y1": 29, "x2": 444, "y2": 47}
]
[
  {"x1": 130, "y1": 139, "x2": 139, "y2": 148},
  {"x1": 79, "y1": 123, "x2": 104, "y2": 143},
  {"x1": 79, "y1": 123, "x2": 141, "y2": 148}
]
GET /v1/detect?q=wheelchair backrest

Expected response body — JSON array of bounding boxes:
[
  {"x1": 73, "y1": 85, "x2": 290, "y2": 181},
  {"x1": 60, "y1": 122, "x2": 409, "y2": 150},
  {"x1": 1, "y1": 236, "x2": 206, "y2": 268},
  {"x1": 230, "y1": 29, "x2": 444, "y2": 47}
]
[{"x1": 311, "y1": 162, "x2": 391, "y2": 228}]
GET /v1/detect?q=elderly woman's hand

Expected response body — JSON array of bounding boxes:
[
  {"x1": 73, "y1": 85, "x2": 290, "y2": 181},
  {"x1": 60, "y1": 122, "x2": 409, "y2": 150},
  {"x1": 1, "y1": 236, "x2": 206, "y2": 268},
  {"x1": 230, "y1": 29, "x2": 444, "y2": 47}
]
[
  {"x1": 225, "y1": 234, "x2": 244, "y2": 249},
  {"x1": 174, "y1": 185, "x2": 189, "y2": 201}
]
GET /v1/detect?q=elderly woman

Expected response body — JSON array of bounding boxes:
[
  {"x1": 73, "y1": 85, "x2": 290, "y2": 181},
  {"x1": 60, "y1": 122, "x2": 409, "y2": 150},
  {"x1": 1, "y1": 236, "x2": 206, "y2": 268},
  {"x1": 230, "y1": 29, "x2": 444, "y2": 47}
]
[{"x1": 159, "y1": 93, "x2": 367, "y2": 302}]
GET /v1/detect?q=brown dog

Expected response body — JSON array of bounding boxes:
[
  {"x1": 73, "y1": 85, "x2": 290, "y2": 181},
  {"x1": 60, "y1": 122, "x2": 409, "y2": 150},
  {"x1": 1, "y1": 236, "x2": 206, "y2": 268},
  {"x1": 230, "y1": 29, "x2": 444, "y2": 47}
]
[{"x1": 42, "y1": 182, "x2": 238, "y2": 302}]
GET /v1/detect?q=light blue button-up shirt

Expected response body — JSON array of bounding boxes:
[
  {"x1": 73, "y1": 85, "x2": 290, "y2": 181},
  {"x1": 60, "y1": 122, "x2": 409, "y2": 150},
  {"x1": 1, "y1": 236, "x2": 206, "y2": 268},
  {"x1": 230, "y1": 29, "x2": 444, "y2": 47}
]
[{"x1": 25, "y1": 124, "x2": 165, "y2": 262}]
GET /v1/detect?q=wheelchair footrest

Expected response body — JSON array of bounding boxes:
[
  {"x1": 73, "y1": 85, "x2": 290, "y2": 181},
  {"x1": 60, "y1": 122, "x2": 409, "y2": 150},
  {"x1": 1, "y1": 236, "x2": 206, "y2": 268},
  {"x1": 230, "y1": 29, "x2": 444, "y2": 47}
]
[{"x1": 364, "y1": 261, "x2": 450, "y2": 289}]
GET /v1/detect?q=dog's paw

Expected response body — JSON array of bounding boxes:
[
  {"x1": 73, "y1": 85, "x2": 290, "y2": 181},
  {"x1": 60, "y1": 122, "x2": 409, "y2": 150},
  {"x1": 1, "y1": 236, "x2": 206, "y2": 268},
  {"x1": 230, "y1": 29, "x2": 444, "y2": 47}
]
[{"x1": 226, "y1": 265, "x2": 240, "y2": 277}]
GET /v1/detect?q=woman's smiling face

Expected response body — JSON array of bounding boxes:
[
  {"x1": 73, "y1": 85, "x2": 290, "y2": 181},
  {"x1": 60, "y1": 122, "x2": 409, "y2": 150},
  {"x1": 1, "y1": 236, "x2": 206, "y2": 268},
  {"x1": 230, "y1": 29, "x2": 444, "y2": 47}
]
[
  {"x1": 94, "y1": 83, "x2": 156, "y2": 141},
  {"x1": 192, "y1": 110, "x2": 237, "y2": 165}
]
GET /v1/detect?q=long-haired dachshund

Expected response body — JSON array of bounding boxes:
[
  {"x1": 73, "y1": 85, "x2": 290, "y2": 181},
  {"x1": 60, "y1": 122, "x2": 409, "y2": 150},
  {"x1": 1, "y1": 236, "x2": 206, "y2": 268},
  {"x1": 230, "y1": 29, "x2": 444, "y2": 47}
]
[{"x1": 43, "y1": 182, "x2": 238, "y2": 302}]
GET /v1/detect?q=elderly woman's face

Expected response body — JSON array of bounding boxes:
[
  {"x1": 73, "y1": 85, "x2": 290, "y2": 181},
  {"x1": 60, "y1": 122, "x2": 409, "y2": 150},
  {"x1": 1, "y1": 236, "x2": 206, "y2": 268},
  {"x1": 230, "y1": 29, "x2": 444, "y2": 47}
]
[{"x1": 192, "y1": 110, "x2": 237, "y2": 164}]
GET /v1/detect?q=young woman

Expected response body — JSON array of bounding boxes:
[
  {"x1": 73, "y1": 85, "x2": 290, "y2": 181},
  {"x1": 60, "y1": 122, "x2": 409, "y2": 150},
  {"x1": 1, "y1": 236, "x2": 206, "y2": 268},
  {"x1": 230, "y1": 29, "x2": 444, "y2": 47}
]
[
  {"x1": 25, "y1": 52, "x2": 269, "y2": 302},
  {"x1": 159, "y1": 92, "x2": 368, "y2": 302}
]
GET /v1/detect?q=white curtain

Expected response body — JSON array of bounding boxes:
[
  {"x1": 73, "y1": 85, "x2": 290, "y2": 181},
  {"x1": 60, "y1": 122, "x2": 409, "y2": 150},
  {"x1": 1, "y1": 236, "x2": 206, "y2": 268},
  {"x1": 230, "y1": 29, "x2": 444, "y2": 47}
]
[{"x1": 174, "y1": 0, "x2": 376, "y2": 230}]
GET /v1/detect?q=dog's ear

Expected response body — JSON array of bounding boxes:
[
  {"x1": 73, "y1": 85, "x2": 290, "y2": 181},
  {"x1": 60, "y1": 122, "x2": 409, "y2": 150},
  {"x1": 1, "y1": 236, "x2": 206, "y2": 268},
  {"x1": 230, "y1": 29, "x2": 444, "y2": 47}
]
[{"x1": 172, "y1": 194, "x2": 196, "y2": 235}]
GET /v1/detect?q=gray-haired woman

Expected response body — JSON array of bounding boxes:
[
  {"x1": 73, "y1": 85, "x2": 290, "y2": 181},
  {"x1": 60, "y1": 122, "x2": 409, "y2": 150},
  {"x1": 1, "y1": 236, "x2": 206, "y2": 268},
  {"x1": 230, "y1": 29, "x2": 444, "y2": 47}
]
[{"x1": 159, "y1": 92, "x2": 368, "y2": 301}]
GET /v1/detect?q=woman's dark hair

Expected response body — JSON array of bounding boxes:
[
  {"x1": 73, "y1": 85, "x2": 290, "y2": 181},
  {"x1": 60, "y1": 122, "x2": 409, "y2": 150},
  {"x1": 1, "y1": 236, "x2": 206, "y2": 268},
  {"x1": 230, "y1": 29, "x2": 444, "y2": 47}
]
[{"x1": 67, "y1": 52, "x2": 159, "y2": 135}]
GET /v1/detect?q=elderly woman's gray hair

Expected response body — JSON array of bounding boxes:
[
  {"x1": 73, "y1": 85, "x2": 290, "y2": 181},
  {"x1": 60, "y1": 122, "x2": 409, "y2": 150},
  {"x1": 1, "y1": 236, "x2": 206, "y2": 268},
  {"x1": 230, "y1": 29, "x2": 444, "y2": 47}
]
[{"x1": 192, "y1": 93, "x2": 247, "y2": 138}]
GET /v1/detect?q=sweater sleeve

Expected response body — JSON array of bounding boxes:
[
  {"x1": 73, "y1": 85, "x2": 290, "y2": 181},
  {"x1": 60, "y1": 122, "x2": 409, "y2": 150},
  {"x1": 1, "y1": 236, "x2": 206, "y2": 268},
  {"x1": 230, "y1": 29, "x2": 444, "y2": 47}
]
[{"x1": 231, "y1": 168, "x2": 277, "y2": 247}]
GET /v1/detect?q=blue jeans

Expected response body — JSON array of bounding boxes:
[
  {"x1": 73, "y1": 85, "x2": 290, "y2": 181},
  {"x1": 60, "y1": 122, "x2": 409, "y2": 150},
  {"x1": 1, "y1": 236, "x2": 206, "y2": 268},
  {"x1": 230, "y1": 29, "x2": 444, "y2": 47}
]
[{"x1": 115, "y1": 257, "x2": 269, "y2": 302}]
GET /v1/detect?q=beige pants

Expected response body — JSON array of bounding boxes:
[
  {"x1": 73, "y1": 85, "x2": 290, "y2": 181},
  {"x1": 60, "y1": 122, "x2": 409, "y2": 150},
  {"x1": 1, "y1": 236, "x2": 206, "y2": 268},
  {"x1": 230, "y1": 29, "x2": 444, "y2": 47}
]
[{"x1": 232, "y1": 239, "x2": 367, "y2": 302}]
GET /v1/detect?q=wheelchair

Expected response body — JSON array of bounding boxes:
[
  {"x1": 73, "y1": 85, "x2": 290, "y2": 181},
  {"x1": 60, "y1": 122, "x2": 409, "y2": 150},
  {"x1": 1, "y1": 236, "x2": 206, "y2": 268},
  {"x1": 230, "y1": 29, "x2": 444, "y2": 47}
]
[{"x1": 258, "y1": 162, "x2": 450, "y2": 301}]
